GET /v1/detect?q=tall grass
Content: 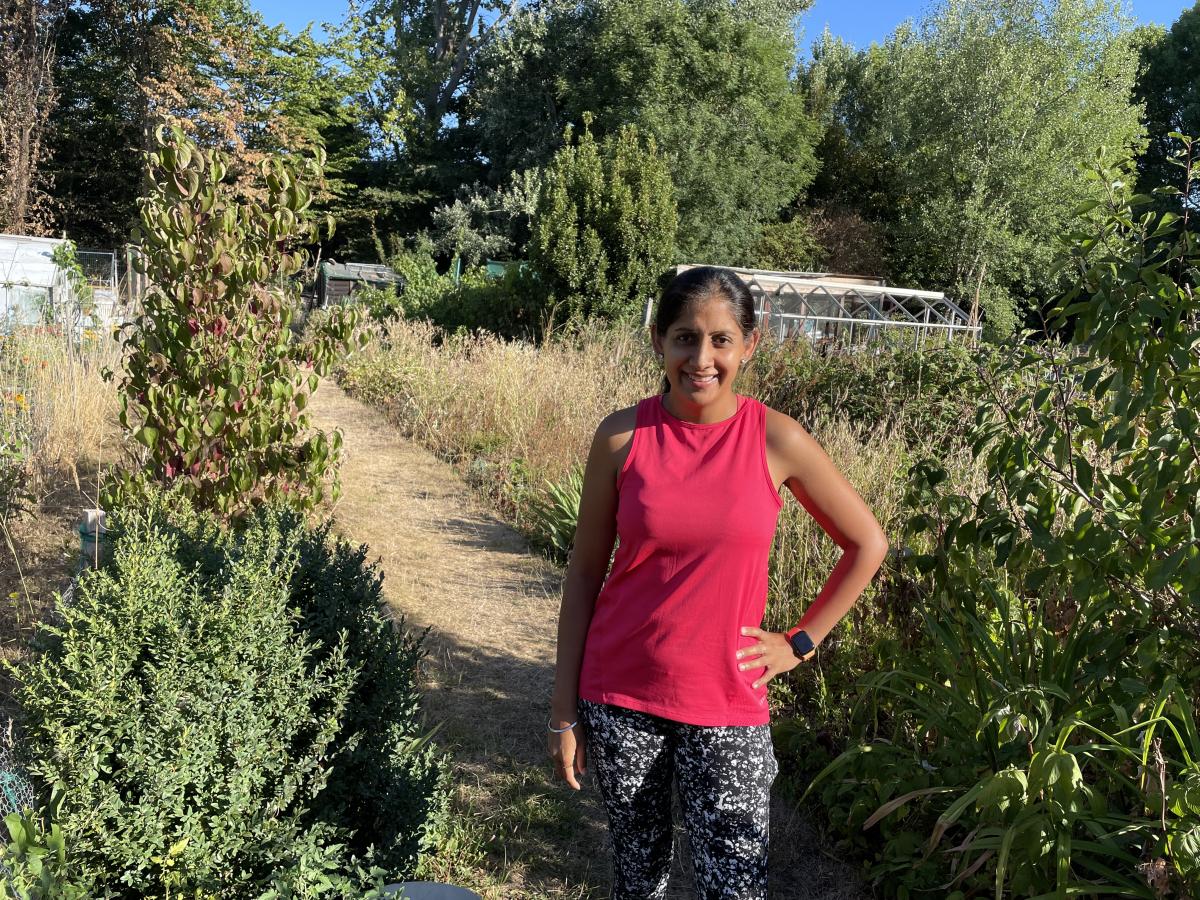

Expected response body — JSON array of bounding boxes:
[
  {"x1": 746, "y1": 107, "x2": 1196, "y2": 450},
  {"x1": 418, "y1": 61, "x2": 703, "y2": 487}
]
[{"x1": 0, "y1": 326, "x2": 123, "y2": 492}]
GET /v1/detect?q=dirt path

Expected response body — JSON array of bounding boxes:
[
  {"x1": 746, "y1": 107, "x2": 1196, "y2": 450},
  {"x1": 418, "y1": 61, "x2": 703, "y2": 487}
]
[{"x1": 308, "y1": 378, "x2": 868, "y2": 900}]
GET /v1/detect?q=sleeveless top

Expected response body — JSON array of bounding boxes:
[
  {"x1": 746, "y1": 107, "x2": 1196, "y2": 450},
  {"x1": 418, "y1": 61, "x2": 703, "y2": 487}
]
[{"x1": 577, "y1": 394, "x2": 783, "y2": 726}]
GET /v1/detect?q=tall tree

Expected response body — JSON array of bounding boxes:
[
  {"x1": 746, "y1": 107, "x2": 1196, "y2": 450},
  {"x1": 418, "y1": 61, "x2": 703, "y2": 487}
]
[
  {"x1": 805, "y1": 0, "x2": 1144, "y2": 338},
  {"x1": 0, "y1": 0, "x2": 67, "y2": 234},
  {"x1": 1133, "y1": 6, "x2": 1200, "y2": 200},
  {"x1": 472, "y1": 0, "x2": 819, "y2": 264},
  {"x1": 45, "y1": 0, "x2": 333, "y2": 247}
]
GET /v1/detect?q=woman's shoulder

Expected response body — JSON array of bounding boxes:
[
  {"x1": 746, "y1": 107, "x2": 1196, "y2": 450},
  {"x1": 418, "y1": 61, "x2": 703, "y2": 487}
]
[
  {"x1": 760, "y1": 402, "x2": 814, "y2": 454},
  {"x1": 594, "y1": 402, "x2": 641, "y2": 451}
]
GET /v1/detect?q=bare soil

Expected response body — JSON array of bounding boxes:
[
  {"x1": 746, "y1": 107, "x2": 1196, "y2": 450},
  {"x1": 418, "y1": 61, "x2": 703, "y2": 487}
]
[{"x1": 308, "y1": 378, "x2": 870, "y2": 900}]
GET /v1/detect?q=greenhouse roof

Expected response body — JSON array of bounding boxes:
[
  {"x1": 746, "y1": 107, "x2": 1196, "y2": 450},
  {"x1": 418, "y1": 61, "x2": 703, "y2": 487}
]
[
  {"x1": 0, "y1": 233, "x2": 66, "y2": 291},
  {"x1": 676, "y1": 264, "x2": 981, "y2": 345}
]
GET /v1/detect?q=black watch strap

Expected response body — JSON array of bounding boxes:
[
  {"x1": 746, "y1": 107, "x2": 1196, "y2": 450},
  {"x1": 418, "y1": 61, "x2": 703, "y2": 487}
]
[{"x1": 789, "y1": 630, "x2": 815, "y2": 659}]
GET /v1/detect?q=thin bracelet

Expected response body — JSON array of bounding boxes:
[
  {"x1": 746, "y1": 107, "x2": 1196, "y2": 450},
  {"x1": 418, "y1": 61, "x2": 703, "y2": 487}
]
[{"x1": 547, "y1": 719, "x2": 577, "y2": 734}]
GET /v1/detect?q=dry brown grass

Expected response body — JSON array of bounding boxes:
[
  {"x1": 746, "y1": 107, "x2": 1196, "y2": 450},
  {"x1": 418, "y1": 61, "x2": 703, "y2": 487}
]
[
  {"x1": 338, "y1": 319, "x2": 659, "y2": 488},
  {"x1": 0, "y1": 326, "x2": 123, "y2": 489},
  {"x1": 0, "y1": 327, "x2": 124, "y2": 714}
]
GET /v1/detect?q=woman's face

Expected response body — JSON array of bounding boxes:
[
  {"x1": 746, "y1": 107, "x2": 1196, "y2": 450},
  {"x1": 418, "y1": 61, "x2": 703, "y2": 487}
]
[{"x1": 652, "y1": 294, "x2": 759, "y2": 422}]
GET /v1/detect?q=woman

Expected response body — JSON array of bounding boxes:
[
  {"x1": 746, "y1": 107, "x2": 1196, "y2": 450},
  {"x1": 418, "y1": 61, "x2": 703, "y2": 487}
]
[{"x1": 548, "y1": 266, "x2": 889, "y2": 899}]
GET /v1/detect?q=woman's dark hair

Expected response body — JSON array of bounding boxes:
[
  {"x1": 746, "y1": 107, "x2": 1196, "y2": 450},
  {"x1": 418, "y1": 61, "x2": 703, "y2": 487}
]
[
  {"x1": 655, "y1": 266, "x2": 757, "y2": 339},
  {"x1": 654, "y1": 267, "x2": 757, "y2": 393}
]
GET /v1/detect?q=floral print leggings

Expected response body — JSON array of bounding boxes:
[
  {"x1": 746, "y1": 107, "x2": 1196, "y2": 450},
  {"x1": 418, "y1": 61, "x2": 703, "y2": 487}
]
[{"x1": 578, "y1": 699, "x2": 777, "y2": 899}]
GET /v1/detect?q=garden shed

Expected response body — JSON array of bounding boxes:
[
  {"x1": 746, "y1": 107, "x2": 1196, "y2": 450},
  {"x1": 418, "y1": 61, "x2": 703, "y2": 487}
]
[
  {"x1": 317, "y1": 261, "x2": 405, "y2": 307},
  {"x1": 0, "y1": 233, "x2": 76, "y2": 327},
  {"x1": 676, "y1": 264, "x2": 981, "y2": 348}
]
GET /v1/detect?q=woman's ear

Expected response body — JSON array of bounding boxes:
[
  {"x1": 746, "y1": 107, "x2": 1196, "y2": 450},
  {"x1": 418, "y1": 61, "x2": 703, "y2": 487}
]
[
  {"x1": 744, "y1": 328, "x2": 761, "y2": 359},
  {"x1": 651, "y1": 325, "x2": 664, "y2": 356}
]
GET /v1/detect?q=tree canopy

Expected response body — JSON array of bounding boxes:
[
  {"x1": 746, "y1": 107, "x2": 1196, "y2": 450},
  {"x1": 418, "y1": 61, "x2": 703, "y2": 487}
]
[
  {"x1": 806, "y1": 0, "x2": 1144, "y2": 338},
  {"x1": 472, "y1": 0, "x2": 819, "y2": 264}
]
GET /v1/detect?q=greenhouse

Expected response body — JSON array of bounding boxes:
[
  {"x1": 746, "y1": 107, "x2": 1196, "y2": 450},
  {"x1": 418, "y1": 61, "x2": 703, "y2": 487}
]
[
  {"x1": 0, "y1": 233, "x2": 76, "y2": 327},
  {"x1": 676, "y1": 265, "x2": 982, "y2": 348}
]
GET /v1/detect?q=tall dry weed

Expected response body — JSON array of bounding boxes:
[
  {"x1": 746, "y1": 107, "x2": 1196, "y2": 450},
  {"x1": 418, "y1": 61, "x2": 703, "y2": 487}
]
[{"x1": 0, "y1": 326, "x2": 122, "y2": 492}]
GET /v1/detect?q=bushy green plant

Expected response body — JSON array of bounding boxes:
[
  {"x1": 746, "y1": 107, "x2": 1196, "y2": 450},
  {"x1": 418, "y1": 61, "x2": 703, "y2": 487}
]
[
  {"x1": 749, "y1": 216, "x2": 825, "y2": 272},
  {"x1": 529, "y1": 117, "x2": 676, "y2": 328},
  {"x1": 751, "y1": 337, "x2": 989, "y2": 452},
  {"x1": 0, "y1": 397, "x2": 32, "y2": 522},
  {"x1": 0, "y1": 795, "x2": 91, "y2": 900},
  {"x1": 801, "y1": 150, "x2": 1200, "y2": 897},
  {"x1": 15, "y1": 490, "x2": 447, "y2": 895},
  {"x1": 527, "y1": 466, "x2": 584, "y2": 563},
  {"x1": 108, "y1": 125, "x2": 365, "y2": 519}
]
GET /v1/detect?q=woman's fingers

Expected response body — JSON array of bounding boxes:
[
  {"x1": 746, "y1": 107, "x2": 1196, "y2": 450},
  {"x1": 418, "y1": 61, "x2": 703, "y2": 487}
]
[{"x1": 549, "y1": 731, "x2": 585, "y2": 790}]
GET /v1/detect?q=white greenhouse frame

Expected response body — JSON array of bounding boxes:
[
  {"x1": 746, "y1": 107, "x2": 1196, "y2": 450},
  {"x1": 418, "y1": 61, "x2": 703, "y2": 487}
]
[
  {"x1": 0, "y1": 233, "x2": 77, "y2": 328},
  {"x1": 675, "y1": 265, "x2": 981, "y2": 349}
]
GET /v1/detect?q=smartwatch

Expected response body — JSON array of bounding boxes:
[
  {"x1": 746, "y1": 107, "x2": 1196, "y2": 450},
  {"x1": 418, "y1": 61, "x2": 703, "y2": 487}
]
[{"x1": 788, "y1": 630, "x2": 815, "y2": 660}]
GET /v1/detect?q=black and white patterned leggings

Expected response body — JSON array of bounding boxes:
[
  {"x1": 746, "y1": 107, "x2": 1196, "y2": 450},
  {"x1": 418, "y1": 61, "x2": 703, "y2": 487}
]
[{"x1": 578, "y1": 699, "x2": 777, "y2": 899}]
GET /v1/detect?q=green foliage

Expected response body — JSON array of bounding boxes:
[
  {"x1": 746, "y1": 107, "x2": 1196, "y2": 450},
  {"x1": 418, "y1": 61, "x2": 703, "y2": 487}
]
[
  {"x1": 802, "y1": 150, "x2": 1200, "y2": 896},
  {"x1": 473, "y1": 0, "x2": 819, "y2": 264},
  {"x1": 15, "y1": 489, "x2": 447, "y2": 895},
  {"x1": 753, "y1": 338, "x2": 987, "y2": 452},
  {"x1": 748, "y1": 217, "x2": 824, "y2": 272},
  {"x1": 529, "y1": 118, "x2": 676, "y2": 326},
  {"x1": 0, "y1": 391, "x2": 32, "y2": 522},
  {"x1": 805, "y1": 0, "x2": 1145, "y2": 339},
  {"x1": 1133, "y1": 8, "x2": 1200, "y2": 201},
  {"x1": 0, "y1": 796, "x2": 91, "y2": 900},
  {"x1": 48, "y1": 242, "x2": 94, "y2": 324},
  {"x1": 527, "y1": 466, "x2": 584, "y2": 563},
  {"x1": 108, "y1": 126, "x2": 365, "y2": 519}
]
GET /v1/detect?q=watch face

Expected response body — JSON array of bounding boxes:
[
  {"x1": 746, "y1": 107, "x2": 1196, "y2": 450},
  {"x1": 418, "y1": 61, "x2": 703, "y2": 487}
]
[{"x1": 790, "y1": 631, "x2": 815, "y2": 657}]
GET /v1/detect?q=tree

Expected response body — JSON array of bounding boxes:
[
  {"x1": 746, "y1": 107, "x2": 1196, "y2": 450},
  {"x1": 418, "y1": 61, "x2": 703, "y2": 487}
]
[
  {"x1": 0, "y1": 0, "x2": 68, "y2": 234},
  {"x1": 472, "y1": 0, "x2": 819, "y2": 265},
  {"x1": 529, "y1": 118, "x2": 676, "y2": 325},
  {"x1": 1133, "y1": 6, "x2": 1200, "y2": 200},
  {"x1": 46, "y1": 0, "x2": 336, "y2": 247},
  {"x1": 805, "y1": 0, "x2": 1144, "y2": 339}
]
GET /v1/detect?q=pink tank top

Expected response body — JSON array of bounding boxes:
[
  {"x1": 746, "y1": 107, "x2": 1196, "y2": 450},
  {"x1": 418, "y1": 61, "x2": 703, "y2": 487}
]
[{"x1": 577, "y1": 394, "x2": 783, "y2": 726}]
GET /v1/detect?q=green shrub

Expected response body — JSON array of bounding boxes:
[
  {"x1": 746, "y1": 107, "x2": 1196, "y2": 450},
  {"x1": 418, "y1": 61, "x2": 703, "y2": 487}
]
[
  {"x1": 529, "y1": 117, "x2": 676, "y2": 328},
  {"x1": 800, "y1": 152, "x2": 1200, "y2": 896},
  {"x1": 0, "y1": 796, "x2": 90, "y2": 900},
  {"x1": 15, "y1": 490, "x2": 447, "y2": 895},
  {"x1": 109, "y1": 126, "x2": 364, "y2": 520},
  {"x1": 751, "y1": 337, "x2": 989, "y2": 452}
]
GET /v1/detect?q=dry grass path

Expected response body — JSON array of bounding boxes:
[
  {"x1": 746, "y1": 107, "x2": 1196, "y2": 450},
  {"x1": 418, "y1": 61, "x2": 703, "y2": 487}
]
[{"x1": 307, "y1": 378, "x2": 869, "y2": 900}]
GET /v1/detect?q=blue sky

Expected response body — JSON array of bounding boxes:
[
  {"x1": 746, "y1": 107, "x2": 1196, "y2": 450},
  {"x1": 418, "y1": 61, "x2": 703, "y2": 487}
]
[
  {"x1": 252, "y1": 0, "x2": 1197, "y2": 46},
  {"x1": 799, "y1": 0, "x2": 1193, "y2": 50}
]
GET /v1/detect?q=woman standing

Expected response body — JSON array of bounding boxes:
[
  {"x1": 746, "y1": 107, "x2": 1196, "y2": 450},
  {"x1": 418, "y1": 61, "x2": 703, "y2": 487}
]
[{"x1": 548, "y1": 266, "x2": 889, "y2": 899}]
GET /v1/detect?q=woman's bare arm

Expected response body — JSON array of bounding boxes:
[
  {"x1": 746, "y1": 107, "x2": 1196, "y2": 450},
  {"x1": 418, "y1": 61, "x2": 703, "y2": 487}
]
[
  {"x1": 549, "y1": 406, "x2": 634, "y2": 788},
  {"x1": 737, "y1": 408, "x2": 890, "y2": 689}
]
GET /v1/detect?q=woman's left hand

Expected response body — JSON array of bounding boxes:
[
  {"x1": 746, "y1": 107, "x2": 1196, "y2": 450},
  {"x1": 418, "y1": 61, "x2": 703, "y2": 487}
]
[{"x1": 736, "y1": 626, "x2": 812, "y2": 689}]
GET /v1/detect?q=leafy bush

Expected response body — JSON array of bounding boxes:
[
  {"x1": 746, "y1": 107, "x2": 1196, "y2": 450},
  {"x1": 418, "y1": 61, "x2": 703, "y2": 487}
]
[
  {"x1": 109, "y1": 125, "x2": 364, "y2": 519},
  {"x1": 529, "y1": 117, "x2": 676, "y2": 327},
  {"x1": 15, "y1": 490, "x2": 447, "y2": 896},
  {"x1": 748, "y1": 217, "x2": 824, "y2": 272},
  {"x1": 799, "y1": 153, "x2": 1200, "y2": 896},
  {"x1": 750, "y1": 337, "x2": 990, "y2": 452},
  {"x1": 0, "y1": 799, "x2": 90, "y2": 900},
  {"x1": 0, "y1": 394, "x2": 31, "y2": 521}
]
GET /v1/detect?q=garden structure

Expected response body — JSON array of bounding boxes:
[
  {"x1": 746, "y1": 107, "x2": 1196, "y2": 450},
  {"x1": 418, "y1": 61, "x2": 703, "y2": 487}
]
[
  {"x1": 317, "y1": 260, "x2": 406, "y2": 307},
  {"x1": 676, "y1": 264, "x2": 982, "y2": 349},
  {"x1": 0, "y1": 234, "x2": 78, "y2": 327}
]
